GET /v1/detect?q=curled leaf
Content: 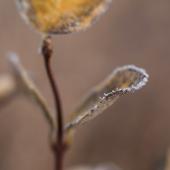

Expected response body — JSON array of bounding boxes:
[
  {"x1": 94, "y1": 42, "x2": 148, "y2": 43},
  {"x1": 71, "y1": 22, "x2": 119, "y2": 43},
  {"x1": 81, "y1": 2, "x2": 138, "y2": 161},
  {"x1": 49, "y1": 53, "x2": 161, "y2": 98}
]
[{"x1": 65, "y1": 65, "x2": 149, "y2": 132}]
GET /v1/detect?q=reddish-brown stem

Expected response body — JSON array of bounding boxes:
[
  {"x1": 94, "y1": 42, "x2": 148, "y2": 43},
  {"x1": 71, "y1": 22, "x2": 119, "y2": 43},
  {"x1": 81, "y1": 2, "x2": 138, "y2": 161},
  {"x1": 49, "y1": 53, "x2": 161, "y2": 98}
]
[{"x1": 41, "y1": 35, "x2": 64, "y2": 170}]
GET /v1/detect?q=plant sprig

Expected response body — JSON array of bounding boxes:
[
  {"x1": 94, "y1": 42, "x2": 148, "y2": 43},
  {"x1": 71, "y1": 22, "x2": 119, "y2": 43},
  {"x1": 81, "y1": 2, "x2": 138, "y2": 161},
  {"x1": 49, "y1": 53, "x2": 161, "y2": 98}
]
[
  {"x1": 0, "y1": 0, "x2": 150, "y2": 170},
  {"x1": 0, "y1": 52, "x2": 148, "y2": 170}
]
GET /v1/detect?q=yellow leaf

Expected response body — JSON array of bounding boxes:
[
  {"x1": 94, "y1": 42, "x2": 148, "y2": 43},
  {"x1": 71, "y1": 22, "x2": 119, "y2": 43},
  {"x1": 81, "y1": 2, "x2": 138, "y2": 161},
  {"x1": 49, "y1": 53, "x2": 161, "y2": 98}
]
[{"x1": 17, "y1": 0, "x2": 111, "y2": 34}]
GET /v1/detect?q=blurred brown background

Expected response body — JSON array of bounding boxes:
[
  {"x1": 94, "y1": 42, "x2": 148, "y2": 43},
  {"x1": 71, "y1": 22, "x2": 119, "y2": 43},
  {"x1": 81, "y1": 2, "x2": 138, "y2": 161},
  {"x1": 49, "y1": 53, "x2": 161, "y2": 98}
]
[{"x1": 0, "y1": 0, "x2": 170, "y2": 170}]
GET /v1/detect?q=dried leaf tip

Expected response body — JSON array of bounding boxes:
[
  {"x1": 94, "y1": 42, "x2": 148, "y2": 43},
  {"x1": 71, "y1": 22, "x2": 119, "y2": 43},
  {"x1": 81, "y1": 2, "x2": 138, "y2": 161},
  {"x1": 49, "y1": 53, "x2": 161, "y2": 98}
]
[{"x1": 109, "y1": 65, "x2": 149, "y2": 93}]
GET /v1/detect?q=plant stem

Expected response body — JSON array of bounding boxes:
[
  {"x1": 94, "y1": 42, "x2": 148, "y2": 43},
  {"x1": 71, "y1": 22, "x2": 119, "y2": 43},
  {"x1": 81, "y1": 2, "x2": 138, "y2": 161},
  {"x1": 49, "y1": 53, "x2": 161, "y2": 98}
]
[{"x1": 41, "y1": 35, "x2": 64, "y2": 170}]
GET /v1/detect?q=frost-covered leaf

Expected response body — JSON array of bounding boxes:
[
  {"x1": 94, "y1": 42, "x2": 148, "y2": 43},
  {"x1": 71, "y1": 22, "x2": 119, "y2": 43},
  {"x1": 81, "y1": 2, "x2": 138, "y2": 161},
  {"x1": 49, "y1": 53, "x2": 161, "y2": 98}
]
[
  {"x1": 8, "y1": 54, "x2": 56, "y2": 137},
  {"x1": 65, "y1": 65, "x2": 148, "y2": 131},
  {"x1": 68, "y1": 164, "x2": 122, "y2": 170}
]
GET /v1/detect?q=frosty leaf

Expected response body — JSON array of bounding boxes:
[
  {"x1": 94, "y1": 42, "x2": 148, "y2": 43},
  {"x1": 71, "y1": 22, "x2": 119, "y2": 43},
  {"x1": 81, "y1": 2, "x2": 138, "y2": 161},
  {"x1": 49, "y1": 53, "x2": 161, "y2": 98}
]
[
  {"x1": 65, "y1": 65, "x2": 148, "y2": 132},
  {"x1": 8, "y1": 54, "x2": 56, "y2": 142},
  {"x1": 68, "y1": 164, "x2": 122, "y2": 170}
]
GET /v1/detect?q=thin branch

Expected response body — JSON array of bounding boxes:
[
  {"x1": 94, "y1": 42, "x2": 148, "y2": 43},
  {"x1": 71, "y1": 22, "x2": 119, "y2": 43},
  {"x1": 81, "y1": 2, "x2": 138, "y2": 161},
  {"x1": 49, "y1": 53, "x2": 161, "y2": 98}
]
[{"x1": 41, "y1": 36, "x2": 64, "y2": 170}]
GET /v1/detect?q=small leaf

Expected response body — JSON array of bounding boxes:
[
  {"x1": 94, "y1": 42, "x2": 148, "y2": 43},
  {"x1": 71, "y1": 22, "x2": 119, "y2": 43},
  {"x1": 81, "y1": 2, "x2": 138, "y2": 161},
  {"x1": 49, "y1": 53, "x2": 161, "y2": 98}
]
[
  {"x1": 68, "y1": 164, "x2": 122, "y2": 170},
  {"x1": 65, "y1": 65, "x2": 149, "y2": 132},
  {"x1": 8, "y1": 53, "x2": 56, "y2": 143}
]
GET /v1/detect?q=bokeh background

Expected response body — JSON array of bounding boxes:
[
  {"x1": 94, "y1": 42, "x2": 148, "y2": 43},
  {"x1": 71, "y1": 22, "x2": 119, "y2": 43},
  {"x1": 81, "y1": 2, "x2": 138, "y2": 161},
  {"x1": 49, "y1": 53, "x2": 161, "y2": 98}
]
[{"x1": 0, "y1": 0, "x2": 170, "y2": 170}]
